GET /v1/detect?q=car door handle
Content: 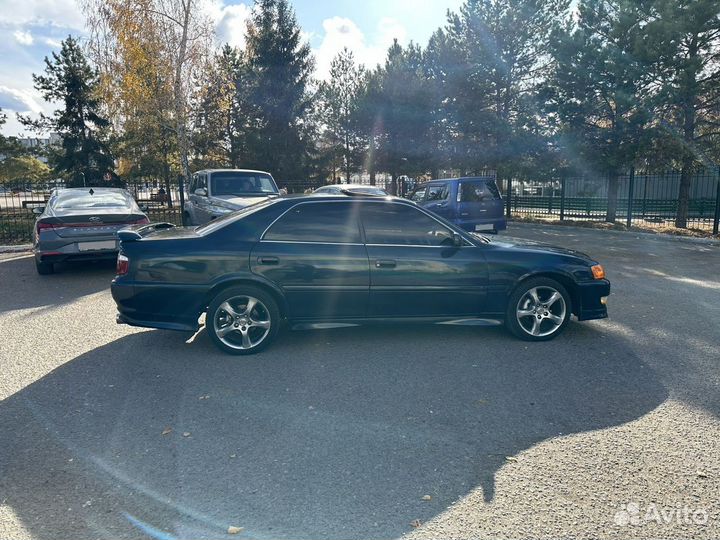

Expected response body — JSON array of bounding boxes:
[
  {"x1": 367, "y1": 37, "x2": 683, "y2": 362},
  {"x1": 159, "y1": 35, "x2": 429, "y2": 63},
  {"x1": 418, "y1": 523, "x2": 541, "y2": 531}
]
[
  {"x1": 375, "y1": 259, "x2": 396, "y2": 268},
  {"x1": 258, "y1": 256, "x2": 279, "y2": 265}
]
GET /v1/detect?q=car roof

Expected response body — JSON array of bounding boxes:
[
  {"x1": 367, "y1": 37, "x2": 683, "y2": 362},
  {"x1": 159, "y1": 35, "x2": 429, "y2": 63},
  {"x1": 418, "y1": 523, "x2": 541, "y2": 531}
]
[
  {"x1": 288, "y1": 193, "x2": 407, "y2": 203},
  {"x1": 423, "y1": 176, "x2": 496, "y2": 184},
  {"x1": 318, "y1": 184, "x2": 385, "y2": 189},
  {"x1": 54, "y1": 187, "x2": 131, "y2": 195},
  {"x1": 196, "y1": 169, "x2": 273, "y2": 175}
]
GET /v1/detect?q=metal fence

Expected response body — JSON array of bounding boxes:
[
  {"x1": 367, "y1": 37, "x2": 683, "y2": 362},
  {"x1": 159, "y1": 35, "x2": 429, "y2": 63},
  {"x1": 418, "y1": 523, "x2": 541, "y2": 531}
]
[
  {"x1": 2, "y1": 168, "x2": 719, "y2": 245},
  {"x1": 0, "y1": 180, "x2": 183, "y2": 245},
  {"x1": 504, "y1": 167, "x2": 720, "y2": 233}
]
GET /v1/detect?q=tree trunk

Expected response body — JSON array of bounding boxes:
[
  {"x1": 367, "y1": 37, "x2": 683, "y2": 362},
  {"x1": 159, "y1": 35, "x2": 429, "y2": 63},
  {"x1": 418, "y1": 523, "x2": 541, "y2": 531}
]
[
  {"x1": 675, "y1": 159, "x2": 693, "y2": 228},
  {"x1": 172, "y1": 0, "x2": 192, "y2": 192},
  {"x1": 606, "y1": 171, "x2": 619, "y2": 223}
]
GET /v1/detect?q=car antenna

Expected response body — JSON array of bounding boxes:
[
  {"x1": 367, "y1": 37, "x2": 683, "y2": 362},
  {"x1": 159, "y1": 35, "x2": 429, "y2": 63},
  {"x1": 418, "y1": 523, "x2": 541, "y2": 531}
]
[{"x1": 89, "y1": 188, "x2": 94, "y2": 195}]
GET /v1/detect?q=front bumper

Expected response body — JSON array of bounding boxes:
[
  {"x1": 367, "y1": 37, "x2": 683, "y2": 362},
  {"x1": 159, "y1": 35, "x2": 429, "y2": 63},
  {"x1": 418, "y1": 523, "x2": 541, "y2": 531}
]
[{"x1": 576, "y1": 279, "x2": 610, "y2": 321}]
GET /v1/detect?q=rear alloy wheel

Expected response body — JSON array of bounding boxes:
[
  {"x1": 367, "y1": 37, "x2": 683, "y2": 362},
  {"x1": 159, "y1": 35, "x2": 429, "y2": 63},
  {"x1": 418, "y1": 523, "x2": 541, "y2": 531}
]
[
  {"x1": 35, "y1": 259, "x2": 54, "y2": 275},
  {"x1": 206, "y1": 286, "x2": 280, "y2": 355},
  {"x1": 505, "y1": 277, "x2": 571, "y2": 341}
]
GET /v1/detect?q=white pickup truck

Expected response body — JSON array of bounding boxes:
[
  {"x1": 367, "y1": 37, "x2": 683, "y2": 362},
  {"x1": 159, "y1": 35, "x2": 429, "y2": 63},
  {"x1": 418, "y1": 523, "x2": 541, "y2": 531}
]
[{"x1": 183, "y1": 169, "x2": 280, "y2": 226}]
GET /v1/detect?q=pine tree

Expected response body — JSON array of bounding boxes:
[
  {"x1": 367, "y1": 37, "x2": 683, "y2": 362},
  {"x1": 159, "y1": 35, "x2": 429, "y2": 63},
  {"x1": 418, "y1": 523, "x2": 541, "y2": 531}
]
[
  {"x1": 443, "y1": 0, "x2": 569, "y2": 190},
  {"x1": 545, "y1": 0, "x2": 652, "y2": 222},
  {"x1": 20, "y1": 37, "x2": 114, "y2": 187},
  {"x1": 641, "y1": 0, "x2": 720, "y2": 228},
  {"x1": 244, "y1": 0, "x2": 314, "y2": 182},
  {"x1": 319, "y1": 48, "x2": 366, "y2": 182}
]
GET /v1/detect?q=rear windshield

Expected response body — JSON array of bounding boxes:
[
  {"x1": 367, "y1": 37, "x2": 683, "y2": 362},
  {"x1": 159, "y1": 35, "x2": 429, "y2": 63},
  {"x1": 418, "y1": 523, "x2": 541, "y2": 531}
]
[
  {"x1": 54, "y1": 190, "x2": 133, "y2": 210},
  {"x1": 211, "y1": 172, "x2": 278, "y2": 196},
  {"x1": 458, "y1": 179, "x2": 502, "y2": 201}
]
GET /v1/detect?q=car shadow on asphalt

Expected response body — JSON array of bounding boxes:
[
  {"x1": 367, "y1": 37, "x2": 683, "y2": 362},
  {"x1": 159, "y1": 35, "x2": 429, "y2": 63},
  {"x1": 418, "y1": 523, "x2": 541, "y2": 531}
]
[
  {"x1": 0, "y1": 323, "x2": 667, "y2": 539},
  {"x1": 0, "y1": 255, "x2": 115, "y2": 314}
]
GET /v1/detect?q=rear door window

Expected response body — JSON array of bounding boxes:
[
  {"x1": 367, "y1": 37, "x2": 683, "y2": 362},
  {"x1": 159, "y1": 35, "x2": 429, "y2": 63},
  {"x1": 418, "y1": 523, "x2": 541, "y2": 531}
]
[{"x1": 264, "y1": 202, "x2": 362, "y2": 243}]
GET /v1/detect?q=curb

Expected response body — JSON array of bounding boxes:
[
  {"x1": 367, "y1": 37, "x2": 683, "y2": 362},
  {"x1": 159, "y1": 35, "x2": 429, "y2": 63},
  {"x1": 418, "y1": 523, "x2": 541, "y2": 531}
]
[
  {"x1": 507, "y1": 221, "x2": 720, "y2": 246},
  {"x1": 0, "y1": 244, "x2": 32, "y2": 254}
]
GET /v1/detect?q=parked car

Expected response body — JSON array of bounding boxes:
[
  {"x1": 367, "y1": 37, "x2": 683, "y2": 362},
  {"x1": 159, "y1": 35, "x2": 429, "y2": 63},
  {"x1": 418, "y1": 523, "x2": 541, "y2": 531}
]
[
  {"x1": 408, "y1": 176, "x2": 507, "y2": 233},
  {"x1": 313, "y1": 184, "x2": 388, "y2": 196},
  {"x1": 112, "y1": 194, "x2": 609, "y2": 354},
  {"x1": 183, "y1": 169, "x2": 280, "y2": 226},
  {"x1": 33, "y1": 187, "x2": 149, "y2": 275}
]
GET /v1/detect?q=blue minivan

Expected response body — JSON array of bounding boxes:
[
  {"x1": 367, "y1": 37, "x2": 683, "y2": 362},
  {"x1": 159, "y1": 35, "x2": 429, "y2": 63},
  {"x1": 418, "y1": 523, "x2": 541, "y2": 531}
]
[{"x1": 408, "y1": 176, "x2": 507, "y2": 233}]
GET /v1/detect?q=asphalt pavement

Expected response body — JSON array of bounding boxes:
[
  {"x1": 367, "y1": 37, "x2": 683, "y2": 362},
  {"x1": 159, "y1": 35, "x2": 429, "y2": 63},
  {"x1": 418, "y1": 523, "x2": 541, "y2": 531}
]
[{"x1": 1, "y1": 224, "x2": 719, "y2": 540}]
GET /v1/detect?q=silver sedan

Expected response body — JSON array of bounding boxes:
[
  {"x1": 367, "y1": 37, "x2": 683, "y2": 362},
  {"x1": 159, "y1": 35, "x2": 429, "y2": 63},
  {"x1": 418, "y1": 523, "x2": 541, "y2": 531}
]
[{"x1": 32, "y1": 187, "x2": 149, "y2": 275}]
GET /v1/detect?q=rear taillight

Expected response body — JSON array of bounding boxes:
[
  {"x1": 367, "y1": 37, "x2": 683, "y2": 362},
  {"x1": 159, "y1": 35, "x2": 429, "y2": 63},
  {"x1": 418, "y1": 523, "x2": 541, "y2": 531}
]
[
  {"x1": 36, "y1": 221, "x2": 54, "y2": 234},
  {"x1": 116, "y1": 253, "x2": 129, "y2": 276},
  {"x1": 127, "y1": 217, "x2": 150, "y2": 225}
]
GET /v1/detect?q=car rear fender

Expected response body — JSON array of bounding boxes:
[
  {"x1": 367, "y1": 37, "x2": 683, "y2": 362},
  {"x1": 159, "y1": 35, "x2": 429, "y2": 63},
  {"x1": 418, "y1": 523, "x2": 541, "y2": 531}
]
[{"x1": 204, "y1": 274, "x2": 289, "y2": 319}]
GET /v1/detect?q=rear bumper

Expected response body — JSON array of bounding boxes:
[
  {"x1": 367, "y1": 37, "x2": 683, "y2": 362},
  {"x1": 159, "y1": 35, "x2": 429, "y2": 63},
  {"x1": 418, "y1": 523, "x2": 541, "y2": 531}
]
[
  {"x1": 112, "y1": 280, "x2": 203, "y2": 332},
  {"x1": 116, "y1": 312, "x2": 198, "y2": 332},
  {"x1": 35, "y1": 249, "x2": 118, "y2": 263},
  {"x1": 456, "y1": 217, "x2": 507, "y2": 232},
  {"x1": 575, "y1": 279, "x2": 610, "y2": 321}
]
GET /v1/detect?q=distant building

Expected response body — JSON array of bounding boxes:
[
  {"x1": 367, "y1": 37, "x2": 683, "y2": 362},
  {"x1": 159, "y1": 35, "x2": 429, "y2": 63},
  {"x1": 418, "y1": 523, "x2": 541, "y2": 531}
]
[{"x1": 16, "y1": 133, "x2": 61, "y2": 163}]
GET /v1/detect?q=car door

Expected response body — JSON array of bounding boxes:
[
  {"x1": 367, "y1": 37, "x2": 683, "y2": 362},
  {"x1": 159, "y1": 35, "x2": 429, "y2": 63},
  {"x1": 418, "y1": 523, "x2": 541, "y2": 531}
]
[
  {"x1": 361, "y1": 202, "x2": 488, "y2": 317},
  {"x1": 189, "y1": 172, "x2": 211, "y2": 224},
  {"x1": 422, "y1": 182, "x2": 453, "y2": 221},
  {"x1": 250, "y1": 201, "x2": 370, "y2": 320}
]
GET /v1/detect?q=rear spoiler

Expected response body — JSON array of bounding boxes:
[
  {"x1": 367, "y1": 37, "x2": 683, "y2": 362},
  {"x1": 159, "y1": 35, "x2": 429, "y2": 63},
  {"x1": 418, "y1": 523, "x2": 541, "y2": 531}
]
[{"x1": 117, "y1": 222, "x2": 176, "y2": 242}]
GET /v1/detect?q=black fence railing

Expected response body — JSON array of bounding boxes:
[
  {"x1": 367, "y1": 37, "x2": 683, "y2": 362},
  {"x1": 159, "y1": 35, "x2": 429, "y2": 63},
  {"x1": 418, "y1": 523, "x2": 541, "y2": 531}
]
[
  {"x1": 503, "y1": 167, "x2": 720, "y2": 233},
  {"x1": 2, "y1": 169, "x2": 719, "y2": 245}
]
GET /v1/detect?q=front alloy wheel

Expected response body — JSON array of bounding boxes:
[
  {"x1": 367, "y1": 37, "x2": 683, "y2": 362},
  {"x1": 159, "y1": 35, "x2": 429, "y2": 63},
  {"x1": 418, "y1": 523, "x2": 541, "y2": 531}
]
[
  {"x1": 207, "y1": 286, "x2": 280, "y2": 354},
  {"x1": 506, "y1": 277, "x2": 571, "y2": 341}
]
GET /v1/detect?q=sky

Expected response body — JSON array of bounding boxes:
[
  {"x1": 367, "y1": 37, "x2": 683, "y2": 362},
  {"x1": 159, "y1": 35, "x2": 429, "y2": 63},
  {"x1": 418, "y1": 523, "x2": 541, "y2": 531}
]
[{"x1": 0, "y1": 0, "x2": 464, "y2": 137}]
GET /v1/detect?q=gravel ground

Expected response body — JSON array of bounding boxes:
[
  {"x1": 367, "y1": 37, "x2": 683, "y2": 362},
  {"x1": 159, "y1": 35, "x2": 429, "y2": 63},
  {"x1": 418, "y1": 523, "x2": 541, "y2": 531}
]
[{"x1": 0, "y1": 225, "x2": 719, "y2": 540}]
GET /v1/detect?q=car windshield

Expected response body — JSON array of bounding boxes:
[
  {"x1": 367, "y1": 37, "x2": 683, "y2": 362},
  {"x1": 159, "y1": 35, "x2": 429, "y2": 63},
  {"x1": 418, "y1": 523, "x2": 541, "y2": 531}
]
[
  {"x1": 54, "y1": 190, "x2": 131, "y2": 210},
  {"x1": 211, "y1": 172, "x2": 278, "y2": 196}
]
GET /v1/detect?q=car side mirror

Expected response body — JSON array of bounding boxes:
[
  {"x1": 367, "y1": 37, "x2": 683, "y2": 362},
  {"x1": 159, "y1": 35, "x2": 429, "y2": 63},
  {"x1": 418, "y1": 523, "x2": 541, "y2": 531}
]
[
  {"x1": 452, "y1": 232, "x2": 463, "y2": 247},
  {"x1": 32, "y1": 206, "x2": 45, "y2": 215},
  {"x1": 195, "y1": 188, "x2": 207, "y2": 197}
]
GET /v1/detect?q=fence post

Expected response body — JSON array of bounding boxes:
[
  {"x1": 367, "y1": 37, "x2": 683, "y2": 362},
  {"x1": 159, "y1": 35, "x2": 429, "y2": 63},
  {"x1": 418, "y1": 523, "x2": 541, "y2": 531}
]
[
  {"x1": 559, "y1": 176, "x2": 566, "y2": 221},
  {"x1": 713, "y1": 168, "x2": 720, "y2": 235},
  {"x1": 505, "y1": 176, "x2": 512, "y2": 219},
  {"x1": 626, "y1": 166, "x2": 635, "y2": 229}
]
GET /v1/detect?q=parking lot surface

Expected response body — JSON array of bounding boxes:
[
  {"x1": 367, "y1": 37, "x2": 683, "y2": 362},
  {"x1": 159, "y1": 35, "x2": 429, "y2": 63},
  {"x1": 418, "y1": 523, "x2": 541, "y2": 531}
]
[{"x1": 1, "y1": 225, "x2": 719, "y2": 540}]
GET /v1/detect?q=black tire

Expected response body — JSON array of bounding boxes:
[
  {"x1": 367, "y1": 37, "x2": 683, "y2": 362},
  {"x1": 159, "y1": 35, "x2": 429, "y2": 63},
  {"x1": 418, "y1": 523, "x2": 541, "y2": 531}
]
[
  {"x1": 206, "y1": 285, "x2": 280, "y2": 355},
  {"x1": 505, "y1": 277, "x2": 571, "y2": 341},
  {"x1": 35, "y1": 259, "x2": 54, "y2": 275}
]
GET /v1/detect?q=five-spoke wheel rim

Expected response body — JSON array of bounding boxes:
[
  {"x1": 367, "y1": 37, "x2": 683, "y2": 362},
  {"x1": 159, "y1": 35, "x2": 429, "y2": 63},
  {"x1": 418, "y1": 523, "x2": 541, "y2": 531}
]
[
  {"x1": 516, "y1": 286, "x2": 566, "y2": 337},
  {"x1": 213, "y1": 295, "x2": 271, "y2": 350}
]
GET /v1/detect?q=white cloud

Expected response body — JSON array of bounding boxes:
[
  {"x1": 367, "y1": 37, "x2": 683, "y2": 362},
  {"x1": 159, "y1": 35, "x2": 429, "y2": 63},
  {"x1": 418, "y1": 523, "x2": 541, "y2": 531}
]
[
  {"x1": 13, "y1": 30, "x2": 34, "y2": 46},
  {"x1": 43, "y1": 37, "x2": 63, "y2": 48},
  {"x1": 0, "y1": 0, "x2": 85, "y2": 30},
  {"x1": 0, "y1": 85, "x2": 42, "y2": 113},
  {"x1": 206, "y1": 0, "x2": 251, "y2": 49},
  {"x1": 314, "y1": 16, "x2": 408, "y2": 80}
]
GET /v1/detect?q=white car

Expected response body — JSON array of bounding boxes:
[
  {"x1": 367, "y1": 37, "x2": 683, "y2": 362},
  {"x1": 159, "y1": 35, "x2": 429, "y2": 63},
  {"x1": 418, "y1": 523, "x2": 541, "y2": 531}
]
[{"x1": 183, "y1": 169, "x2": 280, "y2": 226}]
